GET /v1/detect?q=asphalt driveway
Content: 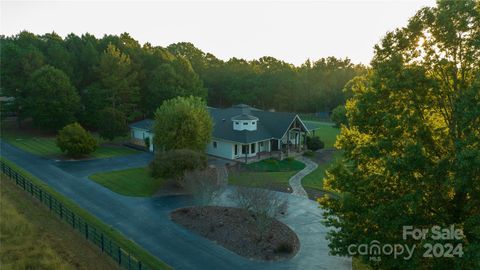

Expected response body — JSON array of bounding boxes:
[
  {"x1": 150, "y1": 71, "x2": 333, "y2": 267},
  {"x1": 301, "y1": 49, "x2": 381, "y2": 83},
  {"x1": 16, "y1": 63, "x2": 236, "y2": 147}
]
[{"x1": 0, "y1": 141, "x2": 351, "y2": 270}]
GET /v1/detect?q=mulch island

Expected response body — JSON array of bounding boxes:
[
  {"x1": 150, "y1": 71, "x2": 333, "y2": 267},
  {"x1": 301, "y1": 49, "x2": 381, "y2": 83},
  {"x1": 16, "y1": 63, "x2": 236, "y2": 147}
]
[{"x1": 171, "y1": 206, "x2": 300, "y2": 260}]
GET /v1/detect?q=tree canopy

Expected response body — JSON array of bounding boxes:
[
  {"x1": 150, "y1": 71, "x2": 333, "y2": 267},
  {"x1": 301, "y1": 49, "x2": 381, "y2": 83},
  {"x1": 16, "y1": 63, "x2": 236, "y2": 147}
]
[
  {"x1": 153, "y1": 96, "x2": 213, "y2": 152},
  {"x1": 320, "y1": 1, "x2": 480, "y2": 269},
  {"x1": 1, "y1": 32, "x2": 365, "y2": 132}
]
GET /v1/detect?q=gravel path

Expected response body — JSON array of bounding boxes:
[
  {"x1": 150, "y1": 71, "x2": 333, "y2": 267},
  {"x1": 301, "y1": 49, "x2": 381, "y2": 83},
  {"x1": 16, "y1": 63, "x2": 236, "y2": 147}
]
[{"x1": 289, "y1": 156, "x2": 318, "y2": 197}]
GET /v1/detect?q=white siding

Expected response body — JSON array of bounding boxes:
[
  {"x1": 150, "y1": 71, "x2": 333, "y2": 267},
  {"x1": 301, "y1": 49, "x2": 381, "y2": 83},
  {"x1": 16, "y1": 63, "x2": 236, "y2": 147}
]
[
  {"x1": 206, "y1": 139, "x2": 234, "y2": 160},
  {"x1": 131, "y1": 128, "x2": 154, "y2": 152}
]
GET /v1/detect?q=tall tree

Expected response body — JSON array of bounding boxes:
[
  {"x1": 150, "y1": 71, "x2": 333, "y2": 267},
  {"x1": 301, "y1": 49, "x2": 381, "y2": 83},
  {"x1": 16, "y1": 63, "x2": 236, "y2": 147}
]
[
  {"x1": 320, "y1": 1, "x2": 480, "y2": 269},
  {"x1": 24, "y1": 66, "x2": 80, "y2": 130},
  {"x1": 94, "y1": 43, "x2": 139, "y2": 118},
  {"x1": 153, "y1": 96, "x2": 213, "y2": 152}
]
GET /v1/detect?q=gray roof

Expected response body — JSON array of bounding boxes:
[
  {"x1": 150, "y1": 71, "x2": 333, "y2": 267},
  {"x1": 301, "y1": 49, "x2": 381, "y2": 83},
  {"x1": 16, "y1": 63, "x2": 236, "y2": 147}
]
[
  {"x1": 208, "y1": 105, "x2": 304, "y2": 143},
  {"x1": 129, "y1": 105, "x2": 307, "y2": 144},
  {"x1": 129, "y1": 119, "x2": 154, "y2": 131},
  {"x1": 231, "y1": 114, "x2": 259, "y2": 121}
]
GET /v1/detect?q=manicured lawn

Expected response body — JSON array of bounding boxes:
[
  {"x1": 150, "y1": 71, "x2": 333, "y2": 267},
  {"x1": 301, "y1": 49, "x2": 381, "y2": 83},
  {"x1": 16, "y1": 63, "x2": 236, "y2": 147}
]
[
  {"x1": 90, "y1": 167, "x2": 164, "y2": 197},
  {"x1": 245, "y1": 158, "x2": 305, "y2": 172},
  {"x1": 0, "y1": 174, "x2": 121, "y2": 270},
  {"x1": 302, "y1": 151, "x2": 343, "y2": 191},
  {"x1": 304, "y1": 120, "x2": 340, "y2": 148},
  {"x1": 1, "y1": 127, "x2": 139, "y2": 159},
  {"x1": 1, "y1": 158, "x2": 171, "y2": 270}
]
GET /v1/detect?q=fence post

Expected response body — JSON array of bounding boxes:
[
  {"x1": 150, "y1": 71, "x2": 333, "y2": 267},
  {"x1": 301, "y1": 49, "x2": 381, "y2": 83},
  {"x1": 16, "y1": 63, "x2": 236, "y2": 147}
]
[
  {"x1": 128, "y1": 254, "x2": 131, "y2": 270},
  {"x1": 85, "y1": 223, "x2": 89, "y2": 239},
  {"x1": 72, "y1": 213, "x2": 76, "y2": 228},
  {"x1": 59, "y1": 204, "x2": 63, "y2": 218},
  {"x1": 39, "y1": 189, "x2": 43, "y2": 202},
  {"x1": 49, "y1": 195, "x2": 52, "y2": 210},
  {"x1": 101, "y1": 233, "x2": 104, "y2": 252},
  {"x1": 118, "y1": 247, "x2": 122, "y2": 265},
  {"x1": 138, "y1": 261, "x2": 142, "y2": 270}
]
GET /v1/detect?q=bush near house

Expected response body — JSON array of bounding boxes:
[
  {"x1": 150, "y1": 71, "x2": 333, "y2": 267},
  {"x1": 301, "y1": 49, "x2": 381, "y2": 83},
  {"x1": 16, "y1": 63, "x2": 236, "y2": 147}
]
[
  {"x1": 306, "y1": 136, "x2": 325, "y2": 151},
  {"x1": 56, "y1": 123, "x2": 97, "y2": 158},
  {"x1": 149, "y1": 149, "x2": 207, "y2": 186}
]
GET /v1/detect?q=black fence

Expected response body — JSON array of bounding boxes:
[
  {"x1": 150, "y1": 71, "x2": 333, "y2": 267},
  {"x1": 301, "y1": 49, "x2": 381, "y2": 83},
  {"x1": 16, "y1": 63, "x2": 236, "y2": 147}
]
[{"x1": 0, "y1": 161, "x2": 157, "y2": 270}]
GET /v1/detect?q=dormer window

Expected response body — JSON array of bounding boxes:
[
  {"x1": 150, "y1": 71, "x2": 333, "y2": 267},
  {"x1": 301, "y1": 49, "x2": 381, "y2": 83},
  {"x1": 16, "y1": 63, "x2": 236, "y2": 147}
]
[{"x1": 231, "y1": 114, "x2": 259, "y2": 131}]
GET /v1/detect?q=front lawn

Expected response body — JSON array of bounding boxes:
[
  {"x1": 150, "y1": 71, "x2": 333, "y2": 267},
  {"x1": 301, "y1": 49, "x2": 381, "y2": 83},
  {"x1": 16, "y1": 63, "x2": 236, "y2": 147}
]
[
  {"x1": 89, "y1": 167, "x2": 164, "y2": 197},
  {"x1": 229, "y1": 158, "x2": 304, "y2": 191},
  {"x1": 303, "y1": 120, "x2": 340, "y2": 148},
  {"x1": 302, "y1": 151, "x2": 343, "y2": 191},
  {"x1": 245, "y1": 158, "x2": 305, "y2": 172},
  {"x1": 1, "y1": 122, "x2": 139, "y2": 159}
]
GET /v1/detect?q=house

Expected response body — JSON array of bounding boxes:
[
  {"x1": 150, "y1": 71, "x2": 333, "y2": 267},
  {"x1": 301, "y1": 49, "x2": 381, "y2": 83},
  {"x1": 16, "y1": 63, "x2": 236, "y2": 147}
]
[
  {"x1": 129, "y1": 104, "x2": 310, "y2": 162},
  {"x1": 129, "y1": 119, "x2": 155, "y2": 152}
]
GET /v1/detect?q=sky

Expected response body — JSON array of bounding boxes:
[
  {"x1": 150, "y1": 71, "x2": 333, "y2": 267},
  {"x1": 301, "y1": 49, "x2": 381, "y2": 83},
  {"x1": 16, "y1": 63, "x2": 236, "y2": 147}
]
[{"x1": 1, "y1": 0, "x2": 436, "y2": 66}]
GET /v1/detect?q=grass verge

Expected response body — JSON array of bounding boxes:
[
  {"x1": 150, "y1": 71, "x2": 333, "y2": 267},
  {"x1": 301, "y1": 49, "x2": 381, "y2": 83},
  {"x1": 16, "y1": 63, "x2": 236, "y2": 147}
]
[
  {"x1": 0, "y1": 174, "x2": 122, "y2": 270},
  {"x1": 0, "y1": 158, "x2": 171, "y2": 270},
  {"x1": 302, "y1": 151, "x2": 343, "y2": 191},
  {"x1": 245, "y1": 158, "x2": 305, "y2": 172},
  {"x1": 90, "y1": 167, "x2": 164, "y2": 197},
  {"x1": 303, "y1": 120, "x2": 340, "y2": 148}
]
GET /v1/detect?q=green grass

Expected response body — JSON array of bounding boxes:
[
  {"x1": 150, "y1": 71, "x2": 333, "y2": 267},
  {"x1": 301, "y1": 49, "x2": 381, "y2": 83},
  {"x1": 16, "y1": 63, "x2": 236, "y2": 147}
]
[
  {"x1": 0, "y1": 174, "x2": 121, "y2": 270},
  {"x1": 302, "y1": 151, "x2": 343, "y2": 191},
  {"x1": 245, "y1": 158, "x2": 305, "y2": 172},
  {"x1": 90, "y1": 167, "x2": 164, "y2": 197},
  {"x1": 1, "y1": 158, "x2": 171, "y2": 270},
  {"x1": 1, "y1": 128, "x2": 139, "y2": 159},
  {"x1": 304, "y1": 120, "x2": 340, "y2": 148}
]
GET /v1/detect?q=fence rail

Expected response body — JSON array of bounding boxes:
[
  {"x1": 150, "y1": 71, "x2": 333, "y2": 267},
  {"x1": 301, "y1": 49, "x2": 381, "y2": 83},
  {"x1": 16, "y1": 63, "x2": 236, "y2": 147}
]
[{"x1": 0, "y1": 161, "x2": 154, "y2": 270}]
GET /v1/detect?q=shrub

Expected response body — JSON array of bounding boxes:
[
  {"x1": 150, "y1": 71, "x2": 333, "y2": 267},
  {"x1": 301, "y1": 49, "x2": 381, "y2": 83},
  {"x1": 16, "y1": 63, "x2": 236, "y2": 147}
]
[
  {"x1": 56, "y1": 123, "x2": 97, "y2": 158},
  {"x1": 149, "y1": 149, "x2": 207, "y2": 185},
  {"x1": 284, "y1": 157, "x2": 294, "y2": 162},
  {"x1": 306, "y1": 136, "x2": 325, "y2": 151},
  {"x1": 303, "y1": 150, "x2": 315, "y2": 157}
]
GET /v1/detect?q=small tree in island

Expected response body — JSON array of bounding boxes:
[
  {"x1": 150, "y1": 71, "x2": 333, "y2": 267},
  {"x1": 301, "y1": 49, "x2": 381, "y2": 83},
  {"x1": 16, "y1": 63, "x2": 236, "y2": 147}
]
[{"x1": 56, "y1": 123, "x2": 97, "y2": 158}]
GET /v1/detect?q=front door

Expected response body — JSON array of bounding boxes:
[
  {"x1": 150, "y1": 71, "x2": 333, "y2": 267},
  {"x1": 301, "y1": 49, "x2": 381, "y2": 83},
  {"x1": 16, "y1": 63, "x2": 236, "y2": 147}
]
[{"x1": 270, "y1": 139, "x2": 279, "y2": 151}]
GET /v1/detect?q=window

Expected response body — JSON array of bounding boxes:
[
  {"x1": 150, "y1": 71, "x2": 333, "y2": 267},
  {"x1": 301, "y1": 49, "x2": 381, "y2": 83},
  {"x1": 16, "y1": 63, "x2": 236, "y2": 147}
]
[
  {"x1": 243, "y1": 122, "x2": 248, "y2": 125},
  {"x1": 234, "y1": 145, "x2": 238, "y2": 155},
  {"x1": 252, "y1": 121, "x2": 255, "y2": 125},
  {"x1": 213, "y1": 141, "x2": 217, "y2": 148},
  {"x1": 242, "y1": 145, "x2": 248, "y2": 154},
  {"x1": 251, "y1": 143, "x2": 255, "y2": 153},
  {"x1": 259, "y1": 142, "x2": 264, "y2": 147},
  {"x1": 235, "y1": 122, "x2": 239, "y2": 125}
]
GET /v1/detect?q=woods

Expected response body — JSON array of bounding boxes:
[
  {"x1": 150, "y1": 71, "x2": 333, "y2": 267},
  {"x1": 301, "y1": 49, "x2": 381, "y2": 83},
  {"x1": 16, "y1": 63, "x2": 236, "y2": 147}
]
[{"x1": 1, "y1": 32, "x2": 365, "y2": 131}]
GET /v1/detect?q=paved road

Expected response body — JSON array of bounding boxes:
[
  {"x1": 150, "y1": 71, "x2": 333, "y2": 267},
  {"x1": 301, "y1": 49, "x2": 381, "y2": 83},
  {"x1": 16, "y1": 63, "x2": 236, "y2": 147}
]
[
  {"x1": 289, "y1": 156, "x2": 318, "y2": 197},
  {"x1": 0, "y1": 141, "x2": 351, "y2": 270}
]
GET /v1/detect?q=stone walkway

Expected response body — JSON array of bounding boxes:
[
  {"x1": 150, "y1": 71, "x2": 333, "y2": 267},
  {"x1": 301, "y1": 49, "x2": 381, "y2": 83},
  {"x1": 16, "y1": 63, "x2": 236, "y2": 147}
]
[{"x1": 289, "y1": 156, "x2": 318, "y2": 197}]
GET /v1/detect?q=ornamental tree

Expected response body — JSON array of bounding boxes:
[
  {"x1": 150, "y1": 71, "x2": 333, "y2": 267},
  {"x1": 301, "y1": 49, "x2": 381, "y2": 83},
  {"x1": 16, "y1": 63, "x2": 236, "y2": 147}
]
[{"x1": 56, "y1": 123, "x2": 98, "y2": 158}]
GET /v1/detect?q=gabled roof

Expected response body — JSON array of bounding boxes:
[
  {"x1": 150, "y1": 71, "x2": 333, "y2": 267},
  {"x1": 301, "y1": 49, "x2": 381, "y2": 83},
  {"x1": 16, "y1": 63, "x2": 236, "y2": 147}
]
[
  {"x1": 129, "y1": 105, "x2": 307, "y2": 144},
  {"x1": 129, "y1": 119, "x2": 154, "y2": 131}
]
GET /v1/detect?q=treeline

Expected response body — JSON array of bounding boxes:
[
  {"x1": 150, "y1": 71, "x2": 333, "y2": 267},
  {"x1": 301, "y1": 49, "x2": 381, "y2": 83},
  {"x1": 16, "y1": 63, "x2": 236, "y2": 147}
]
[{"x1": 0, "y1": 31, "x2": 365, "y2": 131}]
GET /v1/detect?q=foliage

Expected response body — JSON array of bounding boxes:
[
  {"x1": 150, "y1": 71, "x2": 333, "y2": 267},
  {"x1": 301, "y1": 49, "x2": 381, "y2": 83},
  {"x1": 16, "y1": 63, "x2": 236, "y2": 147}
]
[
  {"x1": 331, "y1": 104, "x2": 348, "y2": 128},
  {"x1": 153, "y1": 96, "x2": 213, "y2": 151},
  {"x1": 183, "y1": 169, "x2": 224, "y2": 206},
  {"x1": 97, "y1": 107, "x2": 128, "y2": 141},
  {"x1": 56, "y1": 123, "x2": 97, "y2": 158},
  {"x1": 149, "y1": 149, "x2": 207, "y2": 185},
  {"x1": 306, "y1": 136, "x2": 325, "y2": 151},
  {"x1": 303, "y1": 150, "x2": 315, "y2": 157},
  {"x1": 245, "y1": 158, "x2": 305, "y2": 172},
  {"x1": 24, "y1": 66, "x2": 80, "y2": 130},
  {"x1": 320, "y1": 1, "x2": 480, "y2": 269},
  {"x1": 1, "y1": 32, "x2": 365, "y2": 133}
]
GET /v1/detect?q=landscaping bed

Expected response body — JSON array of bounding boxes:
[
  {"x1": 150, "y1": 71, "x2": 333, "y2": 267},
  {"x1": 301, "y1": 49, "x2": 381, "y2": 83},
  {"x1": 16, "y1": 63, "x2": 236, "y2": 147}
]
[{"x1": 171, "y1": 206, "x2": 299, "y2": 260}]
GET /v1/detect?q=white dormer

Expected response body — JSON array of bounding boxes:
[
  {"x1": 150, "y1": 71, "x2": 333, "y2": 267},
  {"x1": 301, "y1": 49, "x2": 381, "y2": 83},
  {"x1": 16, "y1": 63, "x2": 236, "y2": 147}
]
[{"x1": 232, "y1": 114, "x2": 258, "y2": 131}]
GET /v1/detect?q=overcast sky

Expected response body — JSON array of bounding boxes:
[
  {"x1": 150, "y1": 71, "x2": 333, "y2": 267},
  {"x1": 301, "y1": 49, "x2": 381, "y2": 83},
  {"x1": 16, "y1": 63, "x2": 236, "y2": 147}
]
[{"x1": 1, "y1": 0, "x2": 436, "y2": 66}]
